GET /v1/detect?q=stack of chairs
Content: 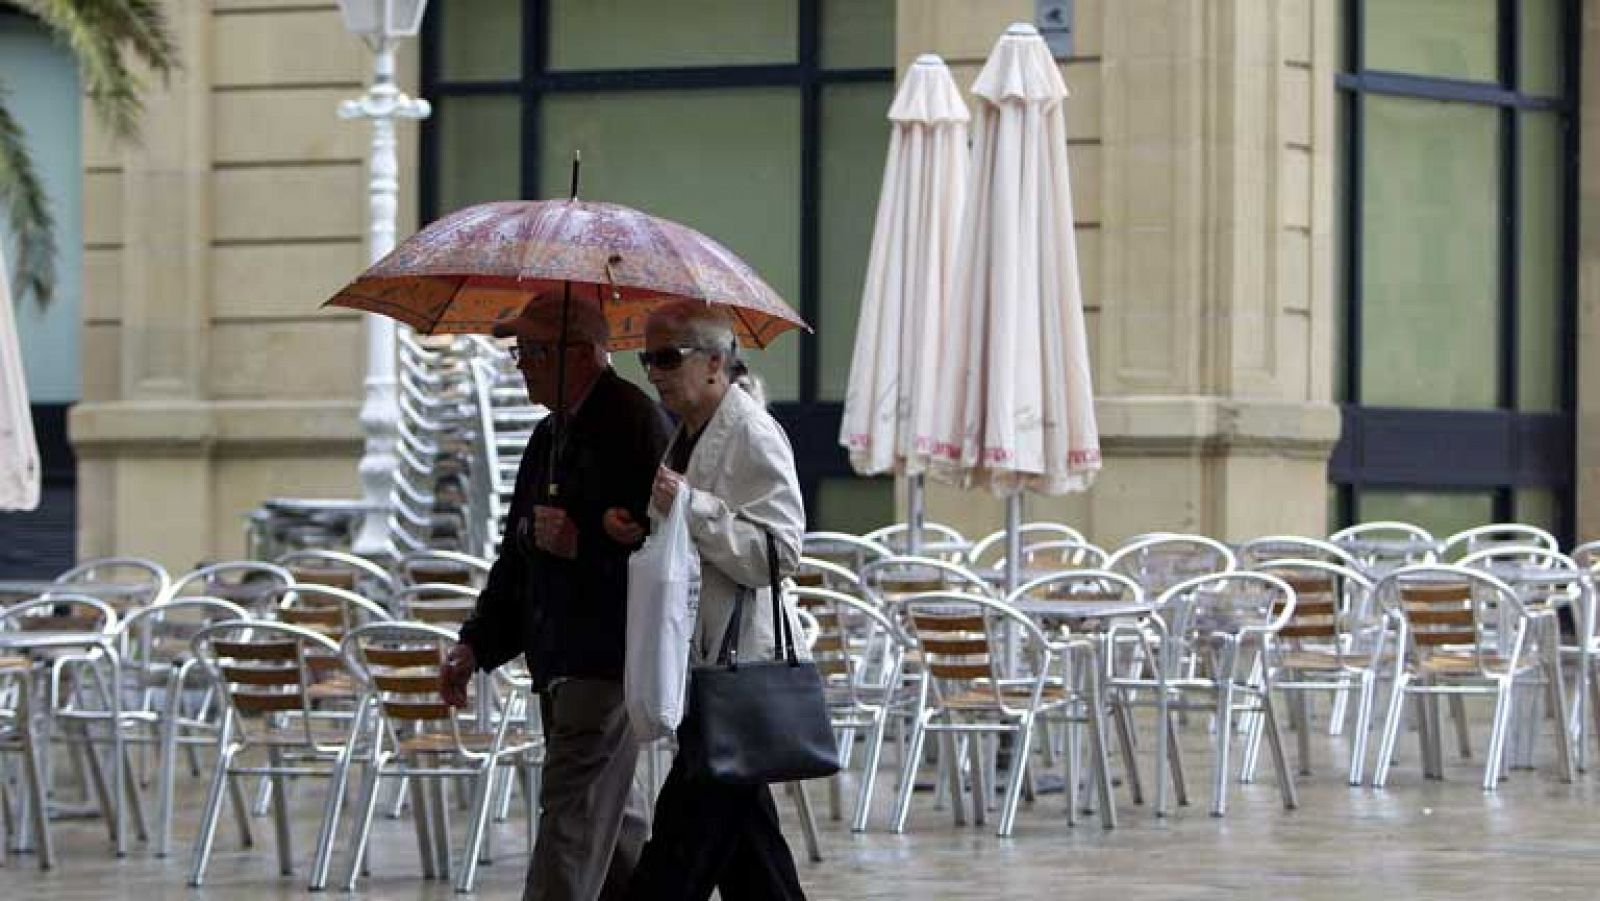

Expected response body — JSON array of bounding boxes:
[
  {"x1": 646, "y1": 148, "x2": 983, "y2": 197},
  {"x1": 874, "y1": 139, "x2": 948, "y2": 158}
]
[{"x1": 387, "y1": 333, "x2": 485, "y2": 558}]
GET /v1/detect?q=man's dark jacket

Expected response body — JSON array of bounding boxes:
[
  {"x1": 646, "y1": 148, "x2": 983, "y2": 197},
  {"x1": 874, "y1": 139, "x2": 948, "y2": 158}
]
[{"x1": 458, "y1": 368, "x2": 672, "y2": 688}]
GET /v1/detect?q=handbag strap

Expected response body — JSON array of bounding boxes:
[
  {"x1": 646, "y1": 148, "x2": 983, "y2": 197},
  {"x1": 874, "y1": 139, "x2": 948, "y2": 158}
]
[{"x1": 712, "y1": 530, "x2": 796, "y2": 668}]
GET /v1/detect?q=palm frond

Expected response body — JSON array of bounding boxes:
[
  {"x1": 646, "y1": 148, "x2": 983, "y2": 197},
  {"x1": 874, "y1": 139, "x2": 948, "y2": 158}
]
[
  {"x1": 0, "y1": 79, "x2": 57, "y2": 305},
  {"x1": 17, "y1": 0, "x2": 179, "y2": 141}
]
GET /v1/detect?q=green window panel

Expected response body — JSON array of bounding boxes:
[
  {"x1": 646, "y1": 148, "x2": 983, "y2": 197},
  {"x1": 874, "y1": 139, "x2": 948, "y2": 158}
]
[
  {"x1": 539, "y1": 89, "x2": 802, "y2": 401},
  {"x1": 436, "y1": 96, "x2": 523, "y2": 215},
  {"x1": 1356, "y1": 490, "x2": 1494, "y2": 540},
  {"x1": 818, "y1": 81, "x2": 895, "y2": 401},
  {"x1": 1359, "y1": 96, "x2": 1499, "y2": 409},
  {"x1": 1521, "y1": 0, "x2": 1565, "y2": 97},
  {"x1": 1513, "y1": 488, "x2": 1560, "y2": 535},
  {"x1": 440, "y1": 0, "x2": 521, "y2": 82},
  {"x1": 547, "y1": 0, "x2": 797, "y2": 71},
  {"x1": 821, "y1": 0, "x2": 895, "y2": 70},
  {"x1": 1365, "y1": 0, "x2": 1497, "y2": 82},
  {"x1": 1518, "y1": 111, "x2": 1563, "y2": 413},
  {"x1": 817, "y1": 476, "x2": 895, "y2": 535}
]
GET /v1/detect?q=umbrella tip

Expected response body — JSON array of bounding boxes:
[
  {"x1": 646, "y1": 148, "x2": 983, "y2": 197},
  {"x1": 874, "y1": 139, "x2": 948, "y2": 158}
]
[
  {"x1": 913, "y1": 53, "x2": 945, "y2": 67},
  {"x1": 1005, "y1": 21, "x2": 1038, "y2": 37}
]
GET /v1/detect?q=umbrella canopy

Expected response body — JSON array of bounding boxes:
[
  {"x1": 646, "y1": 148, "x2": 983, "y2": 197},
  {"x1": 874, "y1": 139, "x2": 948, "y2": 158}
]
[
  {"x1": 0, "y1": 259, "x2": 40, "y2": 511},
  {"x1": 839, "y1": 54, "x2": 970, "y2": 478},
  {"x1": 323, "y1": 199, "x2": 807, "y2": 349},
  {"x1": 926, "y1": 23, "x2": 1101, "y2": 496}
]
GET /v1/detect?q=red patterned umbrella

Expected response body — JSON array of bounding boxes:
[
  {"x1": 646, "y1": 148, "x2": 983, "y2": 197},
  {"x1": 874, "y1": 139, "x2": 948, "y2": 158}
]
[{"x1": 323, "y1": 199, "x2": 807, "y2": 349}]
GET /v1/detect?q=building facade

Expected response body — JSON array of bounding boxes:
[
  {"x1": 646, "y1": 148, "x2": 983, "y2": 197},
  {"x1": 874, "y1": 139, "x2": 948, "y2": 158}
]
[{"x1": 0, "y1": 0, "x2": 1592, "y2": 573}]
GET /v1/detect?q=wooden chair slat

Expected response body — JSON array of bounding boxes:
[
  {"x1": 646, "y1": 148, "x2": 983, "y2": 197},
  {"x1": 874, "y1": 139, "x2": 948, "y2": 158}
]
[
  {"x1": 929, "y1": 662, "x2": 992, "y2": 680},
  {"x1": 213, "y1": 639, "x2": 298, "y2": 661},
  {"x1": 374, "y1": 672, "x2": 441, "y2": 694},
  {"x1": 1407, "y1": 608, "x2": 1475, "y2": 626},
  {"x1": 1402, "y1": 584, "x2": 1471, "y2": 603},
  {"x1": 364, "y1": 646, "x2": 440, "y2": 667},
  {"x1": 221, "y1": 664, "x2": 300, "y2": 686},
  {"x1": 922, "y1": 638, "x2": 990, "y2": 656},
  {"x1": 383, "y1": 701, "x2": 453, "y2": 722},
  {"x1": 911, "y1": 613, "x2": 986, "y2": 632},
  {"x1": 233, "y1": 691, "x2": 304, "y2": 713},
  {"x1": 1414, "y1": 631, "x2": 1477, "y2": 647}
]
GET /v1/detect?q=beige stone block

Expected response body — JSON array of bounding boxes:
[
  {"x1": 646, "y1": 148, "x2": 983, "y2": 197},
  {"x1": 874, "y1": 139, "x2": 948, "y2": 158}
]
[
  {"x1": 1281, "y1": 0, "x2": 1314, "y2": 66},
  {"x1": 82, "y1": 248, "x2": 122, "y2": 322},
  {"x1": 946, "y1": 63, "x2": 983, "y2": 97},
  {"x1": 1124, "y1": 145, "x2": 1176, "y2": 229},
  {"x1": 1088, "y1": 454, "x2": 1205, "y2": 542},
  {"x1": 80, "y1": 322, "x2": 122, "y2": 402},
  {"x1": 213, "y1": 88, "x2": 368, "y2": 164},
  {"x1": 1282, "y1": 146, "x2": 1312, "y2": 231},
  {"x1": 211, "y1": 455, "x2": 361, "y2": 560},
  {"x1": 1281, "y1": 64, "x2": 1313, "y2": 148},
  {"x1": 897, "y1": 0, "x2": 1030, "y2": 68},
  {"x1": 83, "y1": 170, "x2": 123, "y2": 247},
  {"x1": 1121, "y1": 0, "x2": 1183, "y2": 62},
  {"x1": 1279, "y1": 229, "x2": 1311, "y2": 313},
  {"x1": 1075, "y1": 0, "x2": 1103, "y2": 58},
  {"x1": 113, "y1": 455, "x2": 212, "y2": 574},
  {"x1": 209, "y1": 320, "x2": 363, "y2": 401},
  {"x1": 212, "y1": 242, "x2": 365, "y2": 320},
  {"x1": 75, "y1": 457, "x2": 114, "y2": 560},
  {"x1": 1213, "y1": 452, "x2": 1330, "y2": 541},
  {"x1": 1069, "y1": 142, "x2": 1101, "y2": 224},
  {"x1": 214, "y1": 7, "x2": 366, "y2": 88},
  {"x1": 1062, "y1": 61, "x2": 1101, "y2": 141},
  {"x1": 1277, "y1": 309, "x2": 1312, "y2": 401},
  {"x1": 1075, "y1": 226, "x2": 1101, "y2": 308},
  {"x1": 1123, "y1": 60, "x2": 1181, "y2": 147},
  {"x1": 213, "y1": 164, "x2": 364, "y2": 242},
  {"x1": 922, "y1": 479, "x2": 1008, "y2": 545},
  {"x1": 82, "y1": 105, "x2": 120, "y2": 171}
]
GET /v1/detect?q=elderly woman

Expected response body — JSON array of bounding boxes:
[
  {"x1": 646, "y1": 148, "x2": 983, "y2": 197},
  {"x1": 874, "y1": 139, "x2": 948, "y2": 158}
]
[{"x1": 625, "y1": 300, "x2": 809, "y2": 901}]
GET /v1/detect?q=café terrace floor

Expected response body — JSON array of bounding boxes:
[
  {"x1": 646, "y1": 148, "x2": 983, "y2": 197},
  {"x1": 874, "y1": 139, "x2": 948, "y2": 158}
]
[{"x1": 3, "y1": 710, "x2": 1596, "y2": 900}]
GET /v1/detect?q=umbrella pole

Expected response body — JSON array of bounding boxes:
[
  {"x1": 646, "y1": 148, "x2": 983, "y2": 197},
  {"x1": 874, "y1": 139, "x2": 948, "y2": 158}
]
[
  {"x1": 1004, "y1": 493, "x2": 1023, "y2": 593},
  {"x1": 546, "y1": 152, "x2": 583, "y2": 500},
  {"x1": 907, "y1": 474, "x2": 926, "y2": 557}
]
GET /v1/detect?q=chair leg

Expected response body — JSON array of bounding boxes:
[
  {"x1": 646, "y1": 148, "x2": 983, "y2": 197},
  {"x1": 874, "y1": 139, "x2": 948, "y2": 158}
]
[
  {"x1": 18, "y1": 688, "x2": 52, "y2": 870},
  {"x1": 851, "y1": 710, "x2": 890, "y2": 833},
  {"x1": 1261, "y1": 692, "x2": 1299, "y2": 811},
  {"x1": 890, "y1": 715, "x2": 929, "y2": 834},
  {"x1": 120, "y1": 741, "x2": 151, "y2": 844},
  {"x1": 1084, "y1": 671, "x2": 1117, "y2": 831},
  {"x1": 268, "y1": 758, "x2": 293, "y2": 876},
  {"x1": 155, "y1": 703, "x2": 180, "y2": 857},
  {"x1": 309, "y1": 753, "x2": 354, "y2": 891},
  {"x1": 1167, "y1": 709, "x2": 1190, "y2": 809},
  {"x1": 996, "y1": 718, "x2": 1035, "y2": 838},
  {"x1": 426, "y1": 762, "x2": 452, "y2": 881},
  {"x1": 1544, "y1": 649, "x2": 1576, "y2": 784},
  {"x1": 457, "y1": 764, "x2": 499, "y2": 892},
  {"x1": 1110, "y1": 696, "x2": 1143, "y2": 806},
  {"x1": 1210, "y1": 677, "x2": 1237, "y2": 818},
  {"x1": 1238, "y1": 690, "x2": 1266, "y2": 785},
  {"x1": 342, "y1": 757, "x2": 388, "y2": 892},
  {"x1": 1448, "y1": 694, "x2": 1472, "y2": 760},
  {"x1": 1372, "y1": 675, "x2": 1409, "y2": 788},
  {"x1": 1154, "y1": 691, "x2": 1173, "y2": 816},
  {"x1": 227, "y1": 773, "x2": 255, "y2": 848},
  {"x1": 1348, "y1": 672, "x2": 1377, "y2": 787},
  {"x1": 1328, "y1": 676, "x2": 1351, "y2": 736},
  {"x1": 787, "y1": 781, "x2": 824, "y2": 863},
  {"x1": 188, "y1": 745, "x2": 235, "y2": 887},
  {"x1": 1483, "y1": 681, "x2": 1518, "y2": 791}
]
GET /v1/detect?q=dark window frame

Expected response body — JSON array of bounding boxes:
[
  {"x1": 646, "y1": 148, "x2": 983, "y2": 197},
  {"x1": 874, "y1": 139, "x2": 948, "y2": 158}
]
[
  {"x1": 1332, "y1": 0, "x2": 1581, "y2": 541},
  {"x1": 419, "y1": 0, "x2": 894, "y2": 521}
]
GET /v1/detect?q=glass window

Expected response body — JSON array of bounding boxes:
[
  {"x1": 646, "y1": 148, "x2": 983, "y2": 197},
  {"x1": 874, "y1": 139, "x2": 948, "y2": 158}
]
[
  {"x1": 1520, "y1": 0, "x2": 1564, "y2": 97},
  {"x1": 1514, "y1": 488, "x2": 1560, "y2": 534},
  {"x1": 547, "y1": 0, "x2": 797, "y2": 71},
  {"x1": 436, "y1": 96, "x2": 522, "y2": 214},
  {"x1": 1518, "y1": 111, "x2": 1563, "y2": 413},
  {"x1": 440, "y1": 0, "x2": 521, "y2": 82},
  {"x1": 821, "y1": 0, "x2": 895, "y2": 70},
  {"x1": 1365, "y1": 0, "x2": 1497, "y2": 82},
  {"x1": 539, "y1": 89, "x2": 802, "y2": 401},
  {"x1": 818, "y1": 81, "x2": 894, "y2": 401},
  {"x1": 1356, "y1": 490, "x2": 1494, "y2": 539},
  {"x1": 817, "y1": 476, "x2": 894, "y2": 534},
  {"x1": 1360, "y1": 96, "x2": 1499, "y2": 409}
]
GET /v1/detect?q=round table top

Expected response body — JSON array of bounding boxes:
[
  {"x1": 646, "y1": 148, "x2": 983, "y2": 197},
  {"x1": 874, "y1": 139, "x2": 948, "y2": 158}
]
[{"x1": 0, "y1": 580, "x2": 150, "y2": 599}]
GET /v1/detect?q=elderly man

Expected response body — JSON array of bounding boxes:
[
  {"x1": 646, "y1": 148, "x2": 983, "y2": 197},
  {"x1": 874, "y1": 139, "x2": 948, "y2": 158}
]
[{"x1": 441, "y1": 295, "x2": 672, "y2": 901}]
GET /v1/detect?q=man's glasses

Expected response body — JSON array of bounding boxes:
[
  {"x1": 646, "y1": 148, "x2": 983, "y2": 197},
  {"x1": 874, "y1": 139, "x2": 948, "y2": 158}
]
[
  {"x1": 637, "y1": 346, "x2": 705, "y2": 371},
  {"x1": 508, "y1": 341, "x2": 585, "y2": 366}
]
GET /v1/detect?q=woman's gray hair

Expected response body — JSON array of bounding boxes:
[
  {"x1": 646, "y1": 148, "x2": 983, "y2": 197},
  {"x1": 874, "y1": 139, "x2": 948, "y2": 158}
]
[{"x1": 646, "y1": 300, "x2": 738, "y2": 360}]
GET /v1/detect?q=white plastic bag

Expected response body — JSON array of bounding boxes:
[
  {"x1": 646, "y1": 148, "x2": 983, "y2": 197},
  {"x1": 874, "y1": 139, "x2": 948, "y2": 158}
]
[{"x1": 625, "y1": 488, "x2": 702, "y2": 741}]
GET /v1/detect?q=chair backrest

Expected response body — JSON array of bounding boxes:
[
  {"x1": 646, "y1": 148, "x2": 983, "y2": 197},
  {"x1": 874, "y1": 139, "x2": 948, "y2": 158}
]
[
  {"x1": 863, "y1": 522, "x2": 968, "y2": 559},
  {"x1": 790, "y1": 586, "x2": 907, "y2": 709},
  {"x1": 793, "y1": 556, "x2": 866, "y2": 594},
  {"x1": 190, "y1": 620, "x2": 352, "y2": 753},
  {"x1": 53, "y1": 557, "x2": 171, "y2": 611},
  {"x1": 1329, "y1": 521, "x2": 1438, "y2": 570},
  {"x1": 801, "y1": 532, "x2": 893, "y2": 572},
  {"x1": 967, "y1": 523, "x2": 1087, "y2": 569},
  {"x1": 1254, "y1": 560, "x2": 1376, "y2": 660},
  {"x1": 1441, "y1": 524, "x2": 1560, "y2": 562},
  {"x1": 275, "y1": 583, "x2": 391, "y2": 643},
  {"x1": 342, "y1": 621, "x2": 508, "y2": 760},
  {"x1": 1013, "y1": 539, "x2": 1110, "y2": 573},
  {"x1": 1106, "y1": 534, "x2": 1237, "y2": 597},
  {"x1": 1572, "y1": 540, "x2": 1600, "y2": 571},
  {"x1": 859, "y1": 556, "x2": 994, "y2": 604},
  {"x1": 276, "y1": 549, "x2": 397, "y2": 600},
  {"x1": 1005, "y1": 569, "x2": 1145, "y2": 612},
  {"x1": 167, "y1": 562, "x2": 296, "y2": 615},
  {"x1": 1458, "y1": 547, "x2": 1587, "y2": 617},
  {"x1": 892, "y1": 591, "x2": 1052, "y2": 716},
  {"x1": 1373, "y1": 564, "x2": 1530, "y2": 678},
  {"x1": 116, "y1": 597, "x2": 250, "y2": 673},
  {"x1": 392, "y1": 583, "x2": 479, "y2": 627},
  {"x1": 0, "y1": 594, "x2": 118, "y2": 635},
  {"x1": 1154, "y1": 572, "x2": 1296, "y2": 661},
  {"x1": 395, "y1": 549, "x2": 492, "y2": 589},
  {"x1": 1238, "y1": 535, "x2": 1361, "y2": 571}
]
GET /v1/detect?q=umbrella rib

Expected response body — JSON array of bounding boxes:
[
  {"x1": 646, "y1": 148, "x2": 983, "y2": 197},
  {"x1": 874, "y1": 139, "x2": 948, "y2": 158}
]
[{"x1": 730, "y1": 305, "x2": 763, "y2": 350}]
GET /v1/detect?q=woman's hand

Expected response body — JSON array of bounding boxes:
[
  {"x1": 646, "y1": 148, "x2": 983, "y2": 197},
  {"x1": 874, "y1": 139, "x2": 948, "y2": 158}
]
[
  {"x1": 602, "y1": 507, "x2": 645, "y2": 545},
  {"x1": 652, "y1": 466, "x2": 687, "y2": 516}
]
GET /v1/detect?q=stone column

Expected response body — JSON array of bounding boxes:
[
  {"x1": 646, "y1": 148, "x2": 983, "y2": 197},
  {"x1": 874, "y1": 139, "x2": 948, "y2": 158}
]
[{"x1": 1575, "y1": 0, "x2": 1600, "y2": 541}]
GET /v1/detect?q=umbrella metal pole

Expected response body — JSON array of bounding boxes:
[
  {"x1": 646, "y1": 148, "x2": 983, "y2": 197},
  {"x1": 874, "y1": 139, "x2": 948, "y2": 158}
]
[
  {"x1": 1004, "y1": 493, "x2": 1023, "y2": 676},
  {"x1": 907, "y1": 475, "x2": 926, "y2": 556}
]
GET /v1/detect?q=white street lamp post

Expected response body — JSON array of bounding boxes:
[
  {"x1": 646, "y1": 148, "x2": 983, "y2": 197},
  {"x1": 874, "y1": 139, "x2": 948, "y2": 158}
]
[{"x1": 337, "y1": 0, "x2": 430, "y2": 558}]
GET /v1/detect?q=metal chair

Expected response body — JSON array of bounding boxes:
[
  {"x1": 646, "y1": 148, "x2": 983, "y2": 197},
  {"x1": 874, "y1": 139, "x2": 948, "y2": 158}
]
[
  {"x1": 802, "y1": 532, "x2": 894, "y2": 572},
  {"x1": 1440, "y1": 524, "x2": 1561, "y2": 563},
  {"x1": 1370, "y1": 565, "x2": 1574, "y2": 791},
  {"x1": 0, "y1": 641, "x2": 52, "y2": 868},
  {"x1": 967, "y1": 523, "x2": 1086, "y2": 570},
  {"x1": 395, "y1": 549, "x2": 492, "y2": 590},
  {"x1": 860, "y1": 555, "x2": 995, "y2": 605},
  {"x1": 186, "y1": 621, "x2": 370, "y2": 888},
  {"x1": 1106, "y1": 534, "x2": 1237, "y2": 597},
  {"x1": 276, "y1": 549, "x2": 397, "y2": 604},
  {"x1": 392, "y1": 582, "x2": 480, "y2": 628},
  {"x1": 339, "y1": 621, "x2": 541, "y2": 893},
  {"x1": 1013, "y1": 539, "x2": 1110, "y2": 572},
  {"x1": 864, "y1": 522, "x2": 968, "y2": 561},
  {"x1": 1107, "y1": 572, "x2": 1300, "y2": 817},
  {"x1": 166, "y1": 561, "x2": 296, "y2": 617},
  {"x1": 1329, "y1": 521, "x2": 1439, "y2": 574},
  {"x1": 52, "y1": 556, "x2": 171, "y2": 614},
  {"x1": 1238, "y1": 535, "x2": 1362, "y2": 571}
]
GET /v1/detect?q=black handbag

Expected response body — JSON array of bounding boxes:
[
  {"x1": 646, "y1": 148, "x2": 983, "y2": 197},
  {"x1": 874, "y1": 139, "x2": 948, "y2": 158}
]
[{"x1": 677, "y1": 532, "x2": 842, "y2": 785}]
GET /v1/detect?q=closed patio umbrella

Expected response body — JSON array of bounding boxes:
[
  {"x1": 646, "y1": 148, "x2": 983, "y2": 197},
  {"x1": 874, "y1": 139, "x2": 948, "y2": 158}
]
[
  {"x1": 0, "y1": 259, "x2": 39, "y2": 511},
  {"x1": 839, "y1": 55, "x2": 969, "y2": 552},
  {"x1": 928, "y1": 23, "x2": 1101, "y2": 586}
]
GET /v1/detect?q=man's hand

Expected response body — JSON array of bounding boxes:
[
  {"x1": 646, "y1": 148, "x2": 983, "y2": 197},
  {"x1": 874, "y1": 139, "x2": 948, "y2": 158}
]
[
  {"x1": 602, "y1": 507, "x2": 645, "y2": 545},
  {"x1": 533, "y1": 505, "x2": 579, "y2": 559},
  {"x1": 440, "y1": 643, "x2": 475, "y2": 708},
  {"x1": 652, "y1": 466, "x2": 687, "y2": 517}
]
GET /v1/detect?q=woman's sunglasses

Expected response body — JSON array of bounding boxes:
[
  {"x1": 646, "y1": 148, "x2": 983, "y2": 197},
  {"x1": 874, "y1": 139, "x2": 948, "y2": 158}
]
[{"x1": 637, "y1": 346, "x2": 705, "y2": 371}]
